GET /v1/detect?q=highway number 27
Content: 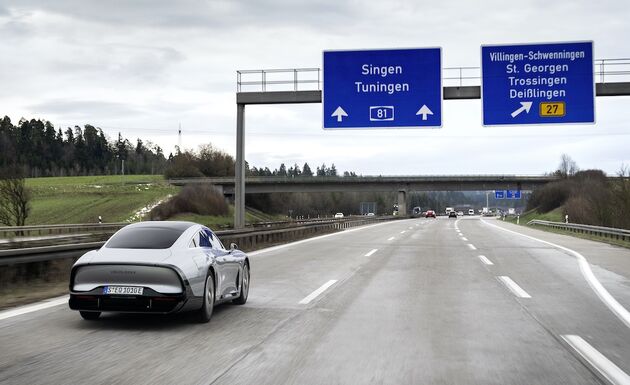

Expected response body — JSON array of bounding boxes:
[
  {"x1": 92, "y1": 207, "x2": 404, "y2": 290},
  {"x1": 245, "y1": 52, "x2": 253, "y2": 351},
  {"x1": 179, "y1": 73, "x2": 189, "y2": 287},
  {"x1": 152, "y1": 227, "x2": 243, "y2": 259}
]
[
  {"x1": 539, "y1": 102, "x2": 566, "y2": 117},
  {"x1": 369, "y1": 106, "x2": 395, "y2": 121}
]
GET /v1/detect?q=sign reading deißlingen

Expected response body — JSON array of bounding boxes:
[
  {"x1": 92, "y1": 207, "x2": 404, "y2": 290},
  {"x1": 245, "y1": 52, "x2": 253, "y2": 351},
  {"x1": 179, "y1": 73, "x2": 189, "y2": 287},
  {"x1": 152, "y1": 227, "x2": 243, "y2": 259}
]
[{"x1": 481, "y1": 41, "x2": 594, "y2": 126}]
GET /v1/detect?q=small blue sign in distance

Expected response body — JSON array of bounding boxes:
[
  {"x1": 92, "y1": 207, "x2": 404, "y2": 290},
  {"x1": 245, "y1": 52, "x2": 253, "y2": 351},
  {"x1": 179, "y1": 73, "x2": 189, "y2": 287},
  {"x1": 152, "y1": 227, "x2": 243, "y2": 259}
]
[
  {"x1": 495, "y1": 190, "x2": 506, "y2": 199},
  {"x1": 482, "y1": 41, "x2": 594, "y2": 126},
  {"x1": 323, "y1": 48, "x2": 442, "y2": 129},
  {"x1": 505, "y1": 190, "x2": 522, "y2": 199}
]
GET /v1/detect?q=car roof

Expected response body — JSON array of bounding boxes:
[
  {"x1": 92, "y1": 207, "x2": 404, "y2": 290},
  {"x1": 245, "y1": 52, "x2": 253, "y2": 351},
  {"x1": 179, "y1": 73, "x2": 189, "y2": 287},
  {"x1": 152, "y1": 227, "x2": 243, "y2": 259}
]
[{"x1": 124, "y1": 221, "x2": 198, "y2": 232}]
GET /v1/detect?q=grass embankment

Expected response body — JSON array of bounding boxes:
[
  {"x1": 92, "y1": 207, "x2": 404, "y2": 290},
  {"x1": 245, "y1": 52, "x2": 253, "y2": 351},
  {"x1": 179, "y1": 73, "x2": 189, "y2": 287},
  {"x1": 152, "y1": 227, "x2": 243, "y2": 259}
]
[
  {"x1": 505, "y1": 207, "x2": 630, "y2": 249},
  {"x1": 26, "y1": 175, "x2": 178, "y2": 224},
  {"x1": 171, "y1": 207, "x2": 285, "y2": 229}
]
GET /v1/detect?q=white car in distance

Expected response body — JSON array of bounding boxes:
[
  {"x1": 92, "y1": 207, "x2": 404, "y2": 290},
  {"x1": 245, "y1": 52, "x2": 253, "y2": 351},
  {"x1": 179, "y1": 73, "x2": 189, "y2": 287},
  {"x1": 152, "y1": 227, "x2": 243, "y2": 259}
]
[{"x1": 334, "y1": 213, "x2": 344, "y2": 218}]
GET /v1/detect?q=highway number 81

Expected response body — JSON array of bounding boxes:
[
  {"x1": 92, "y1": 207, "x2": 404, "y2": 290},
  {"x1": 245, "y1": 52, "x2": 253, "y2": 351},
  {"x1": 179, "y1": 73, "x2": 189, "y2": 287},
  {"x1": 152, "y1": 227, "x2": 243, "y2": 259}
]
[
  {"x1": 369, "y1": 106, "x2": 395, "y2": 121},
  {"x1": 539, "y1": 102, "x2": 566, "y2": 117}
]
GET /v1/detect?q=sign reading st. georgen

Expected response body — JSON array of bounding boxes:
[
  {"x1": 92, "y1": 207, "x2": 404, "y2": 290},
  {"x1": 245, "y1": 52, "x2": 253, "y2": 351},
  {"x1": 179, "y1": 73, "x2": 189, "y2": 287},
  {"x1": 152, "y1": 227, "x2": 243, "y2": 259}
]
[
  {"x1": 481, "y1": 41, "x2": 594, "y2": 126},
  {"x1": 323, "y1": 48, "x2": 442, "y2": 129}
]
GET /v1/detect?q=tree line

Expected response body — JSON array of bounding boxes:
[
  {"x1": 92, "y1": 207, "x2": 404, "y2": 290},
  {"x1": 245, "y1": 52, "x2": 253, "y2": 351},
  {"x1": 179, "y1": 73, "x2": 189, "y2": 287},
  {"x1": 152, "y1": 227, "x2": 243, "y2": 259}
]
[{"x1": 0, "y1": 116, "x2": 168, "y2": 177}]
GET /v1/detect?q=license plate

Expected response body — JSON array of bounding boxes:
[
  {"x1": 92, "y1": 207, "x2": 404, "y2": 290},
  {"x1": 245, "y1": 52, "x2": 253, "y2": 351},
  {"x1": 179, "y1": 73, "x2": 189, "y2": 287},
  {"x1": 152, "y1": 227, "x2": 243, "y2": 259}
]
[{"x1": 103, "y1": 286, "x2": 143, "y2": 295}]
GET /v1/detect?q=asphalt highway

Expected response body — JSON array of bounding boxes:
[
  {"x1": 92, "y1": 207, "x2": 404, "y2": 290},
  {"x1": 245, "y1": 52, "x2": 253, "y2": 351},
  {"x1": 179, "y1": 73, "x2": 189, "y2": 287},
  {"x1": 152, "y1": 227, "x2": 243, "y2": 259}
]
[{"x1": 1, "y1": 217, "x2": 629, "y2": 385}]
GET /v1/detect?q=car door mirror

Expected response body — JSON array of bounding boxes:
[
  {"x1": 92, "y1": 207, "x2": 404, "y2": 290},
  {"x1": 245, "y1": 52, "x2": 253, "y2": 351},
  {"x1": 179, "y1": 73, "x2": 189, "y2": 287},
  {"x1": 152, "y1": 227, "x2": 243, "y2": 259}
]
[{"x1": 230, "y1": 242, "x2": 238, "y2": 251}]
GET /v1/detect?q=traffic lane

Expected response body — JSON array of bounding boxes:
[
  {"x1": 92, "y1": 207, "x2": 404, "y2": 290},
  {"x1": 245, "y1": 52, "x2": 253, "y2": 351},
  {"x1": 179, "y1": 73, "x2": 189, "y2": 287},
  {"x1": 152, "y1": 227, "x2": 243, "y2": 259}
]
[
  {"x1": 211, "y1": 217, "x2": 598, "y2": 385},
  {"x1": 459, "y1": 218, "x2": 630, "y2": 374},
  {"x1": 0, "y1": 219, "x2": 423, "y2": 385},
  {"x1": 247, "y1": 218, "x2": 431, "y2": 308}
]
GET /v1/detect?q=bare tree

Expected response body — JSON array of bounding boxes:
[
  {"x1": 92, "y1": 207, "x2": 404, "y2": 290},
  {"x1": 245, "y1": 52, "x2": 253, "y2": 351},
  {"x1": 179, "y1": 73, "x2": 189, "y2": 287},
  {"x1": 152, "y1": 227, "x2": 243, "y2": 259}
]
[
  {"x1": 0, "y1": 168, "x2": 31, "y2": 226},
  {"x1": 557, "y1": 154, "x2": 579, "y2": 178}
]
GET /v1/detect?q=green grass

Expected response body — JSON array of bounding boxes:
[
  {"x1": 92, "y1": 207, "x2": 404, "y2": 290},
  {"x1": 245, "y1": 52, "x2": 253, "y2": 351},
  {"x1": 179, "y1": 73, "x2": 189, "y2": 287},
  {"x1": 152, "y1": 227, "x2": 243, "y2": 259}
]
[
  {"x1": 505, "y1": 207, "x2": 630, "y2": 249},
  {"x1": 25, "y1": 175, "x2": 178, "y2": 224}
]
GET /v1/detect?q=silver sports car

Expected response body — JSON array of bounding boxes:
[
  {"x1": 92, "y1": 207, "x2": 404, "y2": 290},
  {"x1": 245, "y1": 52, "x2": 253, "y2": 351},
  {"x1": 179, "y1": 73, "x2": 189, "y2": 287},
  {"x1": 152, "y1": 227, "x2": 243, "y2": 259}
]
[{"x1": 69, "y1": 221, "x2": 250, "y2": 323}]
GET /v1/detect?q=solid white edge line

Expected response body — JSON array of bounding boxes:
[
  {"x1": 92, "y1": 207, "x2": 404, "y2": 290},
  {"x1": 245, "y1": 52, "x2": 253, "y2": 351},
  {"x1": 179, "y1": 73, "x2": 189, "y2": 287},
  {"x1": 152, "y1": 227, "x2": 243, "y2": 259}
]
[
  {"x1": 248, "y1": 220, "x2": 398, "y2": 257},
  {"x1": 562, "y1": 335, "x2": 630, "y2": 385},
  {"x1": 299, "y1": 280, "x2": 338, "y2": 305},
  {"x1": 364, "y1": 249, "x2": 378, "y2": 257},
  {"x1": 481, "y1": 218, "x2": 630, "y2": 329},
  {"x1": 478, "y1": 255, "x2": 494, "y2": 265},
  {"x1": 387, "y1": 236, "x2": 395, "y2": 241},
  {"x1": 0, "y1": 296, "x2": 68, "y2": 321},
  {"x1": 467, "y1": 243, "x2": 477, "y2": 250},
  {"x1": 497, "y1": 276, "x2": 531, "y2": 298}
]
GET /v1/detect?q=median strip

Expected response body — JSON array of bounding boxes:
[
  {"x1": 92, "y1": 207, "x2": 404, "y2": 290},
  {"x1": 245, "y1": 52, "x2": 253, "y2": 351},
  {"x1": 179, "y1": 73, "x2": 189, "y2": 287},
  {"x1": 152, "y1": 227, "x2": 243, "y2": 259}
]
[
  {"x1": 561, "y1": 335, "x2": 630, "y2": 385},
  {"x1": 497, "y1": 276, "x2": 531, "y2": 298},
  {"x1": 299, "y1": 280, "x2": 338, "y2": 305}
]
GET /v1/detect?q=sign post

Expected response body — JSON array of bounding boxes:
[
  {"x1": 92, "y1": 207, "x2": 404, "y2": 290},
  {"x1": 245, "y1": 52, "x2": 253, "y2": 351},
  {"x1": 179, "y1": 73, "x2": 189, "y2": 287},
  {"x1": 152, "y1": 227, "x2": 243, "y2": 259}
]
[
  {"x1": 481, "y1": 41, "x2": 594, "y2": 126},
  {"x1": 323, "y1": 48, "x2": 442, "y2": 129}
]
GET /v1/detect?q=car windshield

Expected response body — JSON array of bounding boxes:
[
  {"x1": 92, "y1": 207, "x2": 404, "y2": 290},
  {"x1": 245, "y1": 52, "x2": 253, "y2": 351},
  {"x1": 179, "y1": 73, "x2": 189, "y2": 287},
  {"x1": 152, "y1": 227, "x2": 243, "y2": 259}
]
[{"x1": 105, "y1": 226, "x2": 186, "y2": 249}]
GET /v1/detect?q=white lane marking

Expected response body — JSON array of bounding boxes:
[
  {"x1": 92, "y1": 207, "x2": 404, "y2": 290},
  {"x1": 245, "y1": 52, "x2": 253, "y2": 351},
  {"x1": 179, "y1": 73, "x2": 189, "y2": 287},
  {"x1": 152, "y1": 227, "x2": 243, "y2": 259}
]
[
  {"x1": 461, "y1": 237, "x2": 469, "y2": 241},
  {"x1": 561, "y1": 335, "x2": 630, "y2": 385},
  {"x1": 249, "y1": 220, "x2": 399, "y2": 257},
  {"x1": 365, "y1": 249, "x2": 378, "y2": 257},
  {"x1": 408, "y1": 226, "x2": 413, "y2": 230},
  {"x1": 387, "y1": 236, "x2": 395, "y2": 241},
  {"x1": 400, "y1": 230, "x2": 406, "y2": 234},
  {"x1": 481, "y1": 218, "x2": 630, "y2": 329},
  {"x1": 478, "y1": 255, "x2": 494, "y2": 265},
  {"x1": 497, "y1": 276, "x2": 531, "y2": 298},
  {"x1": 467, "y1": 244, "x2": 477, "y2": 250},
  {"x1": 299, "y1": 280, "x2": 337, "y2": 305},
  {"x1": 0, "y1": 296, "x2": 68, "y2": 321}
]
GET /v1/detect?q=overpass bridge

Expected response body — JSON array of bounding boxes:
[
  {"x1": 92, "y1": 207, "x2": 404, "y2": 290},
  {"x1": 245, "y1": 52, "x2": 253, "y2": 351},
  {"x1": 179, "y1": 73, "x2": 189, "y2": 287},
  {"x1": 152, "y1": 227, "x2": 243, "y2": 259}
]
[{"x1": 169, "y1": 174, "x2": 559, "y2": 215}]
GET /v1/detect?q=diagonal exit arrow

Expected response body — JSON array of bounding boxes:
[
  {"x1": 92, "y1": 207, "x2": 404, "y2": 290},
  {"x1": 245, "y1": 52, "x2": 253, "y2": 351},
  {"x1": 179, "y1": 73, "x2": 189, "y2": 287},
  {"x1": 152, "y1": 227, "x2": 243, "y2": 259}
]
[
  {"x1": 331, "y1": 106, "x2": 348, "y2": 122},
  {"x1": 510, "y1": 101, "x2": 533, "y2": 118}
]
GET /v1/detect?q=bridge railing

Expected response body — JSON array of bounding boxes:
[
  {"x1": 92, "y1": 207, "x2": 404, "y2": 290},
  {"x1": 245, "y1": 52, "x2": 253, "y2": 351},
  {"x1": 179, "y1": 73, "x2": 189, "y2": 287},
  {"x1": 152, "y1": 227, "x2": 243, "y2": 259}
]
[
  {"x1": 527, "y1": 220, "x2": 630, "y2": 242},
  {"x1": 236, "y1": 59, "x2": 630, "y2": 92}
]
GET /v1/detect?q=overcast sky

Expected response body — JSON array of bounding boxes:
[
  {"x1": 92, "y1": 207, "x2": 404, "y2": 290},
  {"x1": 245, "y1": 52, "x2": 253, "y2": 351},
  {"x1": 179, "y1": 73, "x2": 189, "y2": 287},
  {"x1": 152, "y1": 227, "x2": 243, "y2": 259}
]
[{"x1": 1, "y1": 0, "x2": 629, "y2": 175}]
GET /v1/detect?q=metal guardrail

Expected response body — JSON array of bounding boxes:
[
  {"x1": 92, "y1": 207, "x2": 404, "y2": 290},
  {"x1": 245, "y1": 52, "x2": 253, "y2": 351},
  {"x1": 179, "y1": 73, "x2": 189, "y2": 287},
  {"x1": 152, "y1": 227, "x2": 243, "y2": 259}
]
[
  {"x1": 527, "y1": 220, "x2": 630, "y2": 242},
  {"x1": 0, "y1": 223, "x2": 127, "y2": 239},
  {"x1": 0, "y1": 216, "x2": 396, "y2": 265},
  {"x1": 237, "y1": 58, "x2": 630, "y2": 92}
]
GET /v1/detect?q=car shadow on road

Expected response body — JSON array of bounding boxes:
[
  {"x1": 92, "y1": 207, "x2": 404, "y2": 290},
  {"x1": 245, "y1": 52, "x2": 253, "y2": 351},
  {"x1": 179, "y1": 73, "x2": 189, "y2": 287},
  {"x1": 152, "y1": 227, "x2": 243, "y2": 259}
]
[{"x1": 70, "y1": 303, "x2": 238, "y2": 332}]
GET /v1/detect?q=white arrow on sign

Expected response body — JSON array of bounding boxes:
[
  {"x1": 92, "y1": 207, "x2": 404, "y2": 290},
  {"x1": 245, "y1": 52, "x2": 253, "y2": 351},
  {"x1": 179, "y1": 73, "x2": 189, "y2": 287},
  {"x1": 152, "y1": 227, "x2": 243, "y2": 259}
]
[
  {"x1": 415, "y1": 105, "x2": 433, "y2": 121},
  {"x1": 331, "y1": 106, "x2": 348, "y2": 122},
  {"x1": 510, "y1": 101, "x2": 533, "y2": 118}
]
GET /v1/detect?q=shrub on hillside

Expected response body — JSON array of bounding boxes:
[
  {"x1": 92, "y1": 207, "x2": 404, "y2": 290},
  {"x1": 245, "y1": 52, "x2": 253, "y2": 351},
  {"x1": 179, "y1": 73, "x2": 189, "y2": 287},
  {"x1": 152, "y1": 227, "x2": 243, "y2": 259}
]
[
  {"x1": 527, "y1": 181, "x2": 572, "y2": 213},
  {"x1": 149, "y1": 184, "x2": 228, "y2": 220}
]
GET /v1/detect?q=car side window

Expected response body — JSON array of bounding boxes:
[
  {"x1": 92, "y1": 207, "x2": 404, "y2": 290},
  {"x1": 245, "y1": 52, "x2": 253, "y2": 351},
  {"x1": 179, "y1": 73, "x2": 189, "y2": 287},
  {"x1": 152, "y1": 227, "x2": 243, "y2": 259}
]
[
  {"x1": 189, "y1": 234, "x2": 198, "y2": 248},
  {"x1": 199, "y1": 231, "x2": 212, "y2": 248},
  {"x1": 207, "y1": 230, "x2": 224, "y2": 250}
]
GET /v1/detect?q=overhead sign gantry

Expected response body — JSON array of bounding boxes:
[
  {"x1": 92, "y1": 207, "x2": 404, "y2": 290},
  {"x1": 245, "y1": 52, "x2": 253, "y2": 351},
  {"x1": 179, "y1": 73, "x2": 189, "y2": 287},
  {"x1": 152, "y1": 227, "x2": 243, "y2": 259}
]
[
  {"x1": 481, "y1": 41, "x2": 595, "y2": 125},
  {"x1": 323, "y1": 48, "x2": 442, "y2": 129}
]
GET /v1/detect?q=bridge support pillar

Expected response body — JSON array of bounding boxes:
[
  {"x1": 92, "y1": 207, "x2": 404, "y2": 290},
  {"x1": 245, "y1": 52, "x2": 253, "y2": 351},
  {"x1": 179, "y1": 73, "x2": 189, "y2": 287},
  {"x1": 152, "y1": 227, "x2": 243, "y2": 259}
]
[
  {"x1": 235, "y1": 103, "x2": 246, "y2": 229},
  {"x1": 397, "y1": 190, "x2": 407, "y2": 216}
]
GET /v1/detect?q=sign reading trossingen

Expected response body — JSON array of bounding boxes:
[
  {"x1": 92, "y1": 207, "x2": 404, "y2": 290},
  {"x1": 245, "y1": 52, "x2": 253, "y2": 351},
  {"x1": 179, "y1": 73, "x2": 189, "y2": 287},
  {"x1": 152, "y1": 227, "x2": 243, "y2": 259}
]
[
  {"x1": 323, "y1": 48, "x2": 442, "y2": 129},
  {"x1": 482, "y1": 41, "x2": 594, "y2": 126}
]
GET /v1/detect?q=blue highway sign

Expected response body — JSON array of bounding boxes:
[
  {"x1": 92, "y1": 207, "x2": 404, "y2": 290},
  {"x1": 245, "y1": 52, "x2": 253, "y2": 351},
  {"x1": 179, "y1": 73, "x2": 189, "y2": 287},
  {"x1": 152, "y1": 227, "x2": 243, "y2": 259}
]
[
  {"x1": 482, "y1": 41, "x2": 594, "y2": 126},
  {"x1": 505, "y1": 190, "x2": 522, "y2": 199},
  {"x1": 495, "y1": 191, "x2": 506, "y2": 199},
  {"x1": 323, "y1": 48, "x2": 442, "y2": 129}
]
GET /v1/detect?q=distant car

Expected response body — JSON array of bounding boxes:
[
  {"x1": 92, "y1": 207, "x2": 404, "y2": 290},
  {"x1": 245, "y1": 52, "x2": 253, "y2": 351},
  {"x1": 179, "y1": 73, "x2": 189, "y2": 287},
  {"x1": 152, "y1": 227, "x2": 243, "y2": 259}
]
[
  {"x1": 69, "y1": 221, "x2": 250, "y2": 323},
  {"x1": 448, "y1": 211, "x2": 457, "y2": 218},
  {"x1": 366, "y1": 212, "x2": 375, "y2": 216},
  {"x1": 425, "y1": 210, "x2": 436, "y2": 218},
  {"x1": 457, "y1": 211, "x2": 464, "y2": 216},
  {"x1": 468, "y1": 209, "x2": 475, "y2": 215},
  {"x1": 334, "y1": 213, "x2": 344, "y2": 218}
]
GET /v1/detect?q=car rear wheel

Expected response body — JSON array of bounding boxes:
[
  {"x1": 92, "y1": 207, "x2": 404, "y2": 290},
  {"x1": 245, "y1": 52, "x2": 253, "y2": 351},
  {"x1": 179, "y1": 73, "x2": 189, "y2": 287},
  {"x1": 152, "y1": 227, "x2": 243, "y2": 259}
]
[
  {"x1": 233, "y1": 264, "x2": 250, "y2": 305},
  {"x1": 197, "y1": 274, "x2": 215, "y2": 323},
  {"x1": 80, "y1": 311, "x2": 100, "y2": 320}
]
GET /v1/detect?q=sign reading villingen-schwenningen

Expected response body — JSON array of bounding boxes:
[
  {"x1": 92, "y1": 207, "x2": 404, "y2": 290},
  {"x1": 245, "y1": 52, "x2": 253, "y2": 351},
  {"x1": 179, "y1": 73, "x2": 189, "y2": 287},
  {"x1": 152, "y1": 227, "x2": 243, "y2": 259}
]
[
  {"x1": 482, "y1": 41, "x2": 594, "y2": 126},
  {"x1": 323, "y1": 48, "x2": 442, "y2": 129}
]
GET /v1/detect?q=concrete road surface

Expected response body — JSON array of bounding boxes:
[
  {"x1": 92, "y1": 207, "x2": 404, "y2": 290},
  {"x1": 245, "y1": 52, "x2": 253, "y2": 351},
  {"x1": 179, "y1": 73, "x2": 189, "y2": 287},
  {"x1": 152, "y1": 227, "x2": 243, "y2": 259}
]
[{"x1": 1, "y1": 217, "x2": 629, "y2": 385}]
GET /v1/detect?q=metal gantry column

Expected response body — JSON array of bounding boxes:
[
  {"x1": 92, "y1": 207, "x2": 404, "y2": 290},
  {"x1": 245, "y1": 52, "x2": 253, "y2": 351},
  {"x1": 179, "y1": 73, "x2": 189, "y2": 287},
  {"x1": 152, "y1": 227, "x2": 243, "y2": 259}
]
[{"x1": 235, "y1": 103, "x2": 246, "y2": 229}]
